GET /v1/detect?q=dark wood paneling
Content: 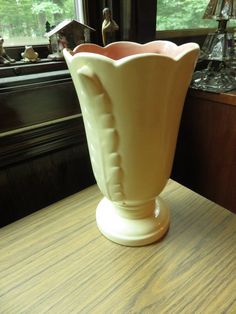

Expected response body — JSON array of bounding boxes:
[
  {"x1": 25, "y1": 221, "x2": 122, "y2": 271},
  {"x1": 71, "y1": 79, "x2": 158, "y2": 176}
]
[
  {"x1": 0, "y1": 71, "x2": 94, "y2": 227},
  {"x1": 0, "y1": 117, "x2": 95, "y2": 227},
  {"x1": 0, "y1": 117, "x2": 84, "y2": 168},
  {"x1": 172, "y1": 89, "x2": 236, "y2": 213},
  {"x1": 0, "y1": 77, "x2": 80, "y2": 133},
  {"x1": 0, "y1": 144, "x2": 95, "y2": 227}
]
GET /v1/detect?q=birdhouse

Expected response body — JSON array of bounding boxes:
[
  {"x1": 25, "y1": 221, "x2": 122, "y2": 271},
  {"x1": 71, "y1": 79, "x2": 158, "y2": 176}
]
[{"x1": 45, "y1": 19, "x2": 95, "y2": 60}]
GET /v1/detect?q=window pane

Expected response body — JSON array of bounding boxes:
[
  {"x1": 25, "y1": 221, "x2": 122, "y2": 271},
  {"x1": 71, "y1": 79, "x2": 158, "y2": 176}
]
[
  {"x1": 156, "y1": 0, "x2": 236, "y2": 30},
  {"x1": 0, "y1": 0, "x2": 75, "y2": 46}
]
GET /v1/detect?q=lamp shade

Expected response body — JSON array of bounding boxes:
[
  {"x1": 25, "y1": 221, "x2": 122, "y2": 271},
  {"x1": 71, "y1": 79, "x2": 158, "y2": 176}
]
[{"x1": 203, "y1": 0, "x2": 236, "y2": 20}]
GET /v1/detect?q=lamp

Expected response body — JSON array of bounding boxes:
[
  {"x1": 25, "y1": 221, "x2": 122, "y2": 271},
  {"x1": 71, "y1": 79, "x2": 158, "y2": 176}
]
[
  {"x1": 203, "y1": 0, "x2": 236, "y2": 19},
  {"x1": 191, "y1": 0, "x2": 236, "y2": 92}
]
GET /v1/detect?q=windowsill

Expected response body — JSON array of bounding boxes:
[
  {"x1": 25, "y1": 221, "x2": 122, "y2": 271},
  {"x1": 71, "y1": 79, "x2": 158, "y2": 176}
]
[
  {"x1": 0, "y1": 69, "x2": 70, "y2": 92},
  {"x1": 0, "y1": 59, "x2": 67, "y2": 79},
  {"x1": 4, "y1": 41, "x2": 49, "y2": 48},
  {"x1": 1, "y1": 44, "x2": 69, "y2": 82},
  {"x1": 156, "y1": 27, "x2": 235, "y2": 39},
  {"x1": 4, "y1": 44, "x2": 51, "y2": 63}
]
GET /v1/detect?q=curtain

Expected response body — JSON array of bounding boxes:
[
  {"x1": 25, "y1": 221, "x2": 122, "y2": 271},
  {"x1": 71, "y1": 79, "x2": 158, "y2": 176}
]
[
  {"x1": 121, "y1": 0, "x2": 157, "y2": 43},
  {"x1": 85, "y1": 0, "x2": 157, "y2": 44},
  {"x1": 86, "y1": 0, "x2": 106, "y2": 45}
]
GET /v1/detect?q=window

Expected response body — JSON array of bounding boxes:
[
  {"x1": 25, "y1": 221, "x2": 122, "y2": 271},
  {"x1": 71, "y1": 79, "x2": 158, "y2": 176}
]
[
  {"x1": 156, "y1": 0, "x2": 236, "y2": 30},
  {"x1": 0, "y1": 0, "x2": 76, "y2": 46}
]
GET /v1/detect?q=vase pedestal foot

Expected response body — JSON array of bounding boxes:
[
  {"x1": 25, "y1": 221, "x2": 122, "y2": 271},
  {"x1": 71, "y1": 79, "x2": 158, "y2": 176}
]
[{"x1": 96, "y1": 197, "x2": 170, "y2": 246}]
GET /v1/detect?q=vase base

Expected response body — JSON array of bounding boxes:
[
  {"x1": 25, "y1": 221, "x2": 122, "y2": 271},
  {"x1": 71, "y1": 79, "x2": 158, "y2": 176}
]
[{"x1": 96, "y1": 197, "x2": 170, "y2": 246}]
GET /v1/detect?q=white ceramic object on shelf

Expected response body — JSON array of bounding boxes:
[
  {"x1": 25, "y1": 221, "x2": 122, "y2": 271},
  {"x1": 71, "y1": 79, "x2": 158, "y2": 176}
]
[{"x1": 64, "y1": 41, "x2": 199, "y2": 246}]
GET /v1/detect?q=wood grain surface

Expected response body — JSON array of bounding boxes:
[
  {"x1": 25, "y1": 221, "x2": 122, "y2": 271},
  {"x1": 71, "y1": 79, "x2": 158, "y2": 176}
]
[
  {"x1": 0, "y1": 180, "x2": 235, "y2": 313},
  {"x1": 172, "y1": 89, "x2": 236, "y2": 213},
  {"x1": 188, "y1": 89, "x2": 236, "y2": 107},
  {"x1": 0, "y1": 76, "x2": 80, "y2": 133}
]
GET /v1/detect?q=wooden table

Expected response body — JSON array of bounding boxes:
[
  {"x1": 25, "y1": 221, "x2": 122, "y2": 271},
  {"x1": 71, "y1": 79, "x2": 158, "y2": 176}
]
[{"x1": 1, "y1": 180, "x2": 236, "y2": 313}]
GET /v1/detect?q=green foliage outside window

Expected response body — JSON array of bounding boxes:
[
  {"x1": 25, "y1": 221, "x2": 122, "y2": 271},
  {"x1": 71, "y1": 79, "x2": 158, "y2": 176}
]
[
  {"x1": 0, "y1": 0, "x2": 75, "y2": 46},
  {"x1": 156, "y1": 0, "x2": 235, "y2": 30},
  {"x1": 1, "y1": 1, "x2": 235, "y2": 46}
]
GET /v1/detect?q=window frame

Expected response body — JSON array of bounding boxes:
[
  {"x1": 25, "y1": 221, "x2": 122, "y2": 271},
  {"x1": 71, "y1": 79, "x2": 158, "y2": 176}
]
[
  {"x1": 0, "y1": 0, "x2": 85, "y2": 76},
  {"x1": 156, "y1": 26, "x2": 235, "y2": 39},
  {"x1": 156, "y1": 28, "x2": 215, "y2": 39}
]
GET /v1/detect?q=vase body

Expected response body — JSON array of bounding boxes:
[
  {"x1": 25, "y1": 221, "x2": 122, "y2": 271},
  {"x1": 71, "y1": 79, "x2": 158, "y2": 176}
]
[{"x1": 64, "y1": 41, "x2": 199, "y2": 246}]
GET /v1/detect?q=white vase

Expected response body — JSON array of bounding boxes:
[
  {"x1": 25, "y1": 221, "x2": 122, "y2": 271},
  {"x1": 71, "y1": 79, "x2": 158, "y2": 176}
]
[{"x1": 64, "y1": 41, "x2": 199, "y2": 246}]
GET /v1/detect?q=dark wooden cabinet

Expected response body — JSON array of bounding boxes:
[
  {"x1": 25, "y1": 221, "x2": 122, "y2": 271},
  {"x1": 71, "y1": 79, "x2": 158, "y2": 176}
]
[
  {"x1": 0, "y1": 65, "x2": 95, "y2": 227},
  {"x1": 0, "y1": 67, "x2": 79, "y2": 133},
  {"x1": 172, "y1": 89, "x2": 236, "y2": 213}
]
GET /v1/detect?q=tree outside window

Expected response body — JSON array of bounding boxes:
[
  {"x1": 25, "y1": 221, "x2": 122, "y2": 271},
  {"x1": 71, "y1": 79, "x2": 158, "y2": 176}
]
[
  {"x1": 0, "y1": 0, "x2": 75, "y2": 46},
  {"x1": 156, "y1": 0, "x2": 236, "y2": 30}
]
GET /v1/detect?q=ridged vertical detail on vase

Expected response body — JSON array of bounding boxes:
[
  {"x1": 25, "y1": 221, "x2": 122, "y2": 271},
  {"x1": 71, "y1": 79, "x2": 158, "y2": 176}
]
[
  {"x1": 64, "y1": 41, "x2": 199, "y2": 246},
  {"x1": 77, "y1": 66, "x2": 124, "y2": 202}
]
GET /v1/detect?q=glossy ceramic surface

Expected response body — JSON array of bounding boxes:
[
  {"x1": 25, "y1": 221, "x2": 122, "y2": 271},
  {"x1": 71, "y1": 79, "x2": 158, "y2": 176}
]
[{"x1": 64, "y1": 41, "x2": 199, "y2": 246}]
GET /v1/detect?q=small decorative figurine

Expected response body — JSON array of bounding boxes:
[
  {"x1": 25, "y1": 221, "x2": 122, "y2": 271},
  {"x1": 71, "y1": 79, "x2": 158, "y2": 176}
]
[
  {"x1": 45, "y1": 19, "x2": 95, "y2": 60},
  {"x1": 45, "y1": 21, "x2": 51, "y2": 33},
  {"x1": 102, "y1": 8, "x2": 119, "y2": 46},
  {"x1": 0, "y1": 36, "x2": 15, "y2": 65},
  {"x1": 21, "y1": 46, "x2": 39, "y2": 62}
]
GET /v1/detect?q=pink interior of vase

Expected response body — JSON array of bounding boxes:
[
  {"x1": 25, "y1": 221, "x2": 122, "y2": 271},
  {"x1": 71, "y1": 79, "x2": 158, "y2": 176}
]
[{"x1": 72, "y1": 41, "x2": 194, "y2": 60}]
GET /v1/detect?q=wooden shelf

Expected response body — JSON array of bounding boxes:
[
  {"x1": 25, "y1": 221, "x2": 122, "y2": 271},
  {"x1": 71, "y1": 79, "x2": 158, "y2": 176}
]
[{"x1": 0, "y1": 60, "x2": 67, "y2": 78}]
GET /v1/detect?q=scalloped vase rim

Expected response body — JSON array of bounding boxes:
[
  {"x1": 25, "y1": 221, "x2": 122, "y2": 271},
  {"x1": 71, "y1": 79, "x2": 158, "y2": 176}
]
[
  {"x1": 63, "y1": 39, "x2": 200, "y2": 246},
  {"x1": 64, "y1": 40, "x2": 199, "y2": 64}
]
